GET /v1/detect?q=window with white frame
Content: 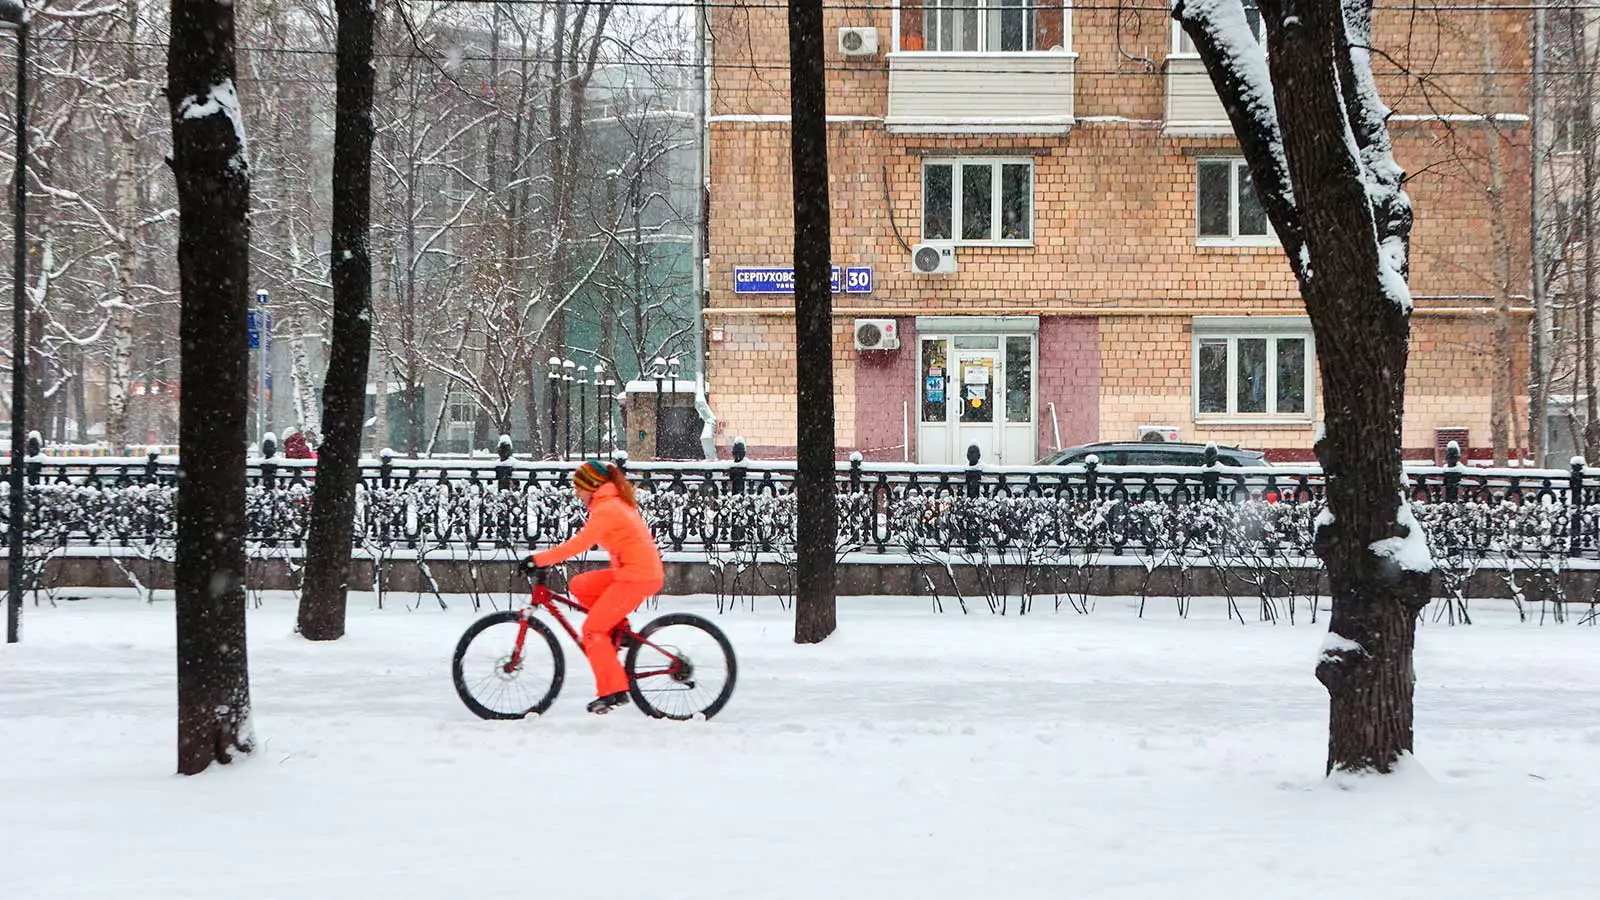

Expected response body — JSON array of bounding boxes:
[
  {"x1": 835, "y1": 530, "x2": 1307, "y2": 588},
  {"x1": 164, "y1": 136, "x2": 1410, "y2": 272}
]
[
  {"x1": 1173, "y1": 2, "x2": 1263, "y2": 54},
  {"x1": 923, "y1": 158, "x2": 1033, "y2": 244},
  {"x1": 1197, "y1": 158, "x2": 1272, "y2": 243},
  {"x1": 1193, "y1": 323, "x2": 1313, "y2": 419},
  {"x1": 448, "y1": 390, "x2": 477, "y2": 425},
  {"x1": 1553, "y1": 101, "x2": 1587, "y2": 153},
  {"x1": 904, "y1": 1, "x2": 1069, "y2": 53}
]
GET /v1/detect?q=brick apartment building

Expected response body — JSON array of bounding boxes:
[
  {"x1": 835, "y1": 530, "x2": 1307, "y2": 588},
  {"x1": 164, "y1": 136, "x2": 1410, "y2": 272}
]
[{"x1": 703, "y1": 3, "x2": 1531, "y2": 463}]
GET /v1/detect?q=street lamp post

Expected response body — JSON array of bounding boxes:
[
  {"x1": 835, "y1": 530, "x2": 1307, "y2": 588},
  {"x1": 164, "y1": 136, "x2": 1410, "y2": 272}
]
[
  {"x1": 569, "y1": 355, "x2": 582, "y2": 458},
  {"x1": 650, "y1": 356, "x2": 666, "y2": 461},
  {"x1": 5, "y1": 1, "x2": 28, "y2": 645},
  {"x1": 592, "y1": 362, "x2": 605, "y2": 452},
  {"x1": 576, "y1": 364, "x2": 589, "y2": 459},
  {"x1": 546, "y1": 356, "x2": 560, "y2": 461},
  {"x1": 609, "y1": 381, "x2": 621, "y2": 452}
]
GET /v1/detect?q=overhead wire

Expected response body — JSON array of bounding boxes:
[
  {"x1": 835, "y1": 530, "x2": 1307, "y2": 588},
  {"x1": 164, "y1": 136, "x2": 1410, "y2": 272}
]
[{"x1": 10, "y1": 33, "x2": 1596, "y2": 80}]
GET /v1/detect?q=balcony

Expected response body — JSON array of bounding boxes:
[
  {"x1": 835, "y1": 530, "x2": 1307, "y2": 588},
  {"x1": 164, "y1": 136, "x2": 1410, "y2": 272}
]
[
  {"x1": 885, "y1": 2, "x2": 1075, "y2": 134},
  {"x1": 1164, "y1": 56, "x2": 1232, "y2": 137}
]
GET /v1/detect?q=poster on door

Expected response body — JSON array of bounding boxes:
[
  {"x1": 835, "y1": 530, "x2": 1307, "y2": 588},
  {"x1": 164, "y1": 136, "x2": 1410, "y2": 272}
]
[{"x1": 925, "y1": 374, "x2": 945, "y2": 404}]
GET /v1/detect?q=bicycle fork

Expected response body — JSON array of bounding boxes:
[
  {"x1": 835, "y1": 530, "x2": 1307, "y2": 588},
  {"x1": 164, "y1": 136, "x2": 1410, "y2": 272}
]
[{"x1": 505, "y1": 610, "x2": 533, "y2": 673}]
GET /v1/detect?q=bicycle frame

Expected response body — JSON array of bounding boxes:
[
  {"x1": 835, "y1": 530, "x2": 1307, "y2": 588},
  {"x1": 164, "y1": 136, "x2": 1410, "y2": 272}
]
[{"x1": 506, "y1": 576, "x2": 683, "y2": 684}]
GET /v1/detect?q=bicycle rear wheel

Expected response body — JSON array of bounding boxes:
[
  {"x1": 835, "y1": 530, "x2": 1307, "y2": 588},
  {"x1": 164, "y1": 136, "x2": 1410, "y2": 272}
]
[
  {"x1": 452, "y1": 611, "x2": 565, "y2": 720},
  {"x1": 624, "y1": 613, "x2": 737, "y2": 720}
]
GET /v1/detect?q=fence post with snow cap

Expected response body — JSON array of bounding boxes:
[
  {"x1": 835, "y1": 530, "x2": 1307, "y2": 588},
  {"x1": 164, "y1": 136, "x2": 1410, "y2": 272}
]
[
  {"x1": 1571, "y1": 457, "x2": 1587, "y2": 557},
  {"x1": 1202, "y1": 443, "x2": 1220, "y2": 501},
  {"x1": 495, "y1": 435, "x2": 514, "y2": 492},
  {"x1": 965, "y1": 445, "x2": 982, "y2": 552},
  {"x1": 1444, "y1": 441, "x2": 1462, "y2": 502},
  {"x1": 260, "y1": 433, "x2": 278, "y2": 492},
  {"x1": 25, "y1": 431, "x2": 41, "y2": 487}
]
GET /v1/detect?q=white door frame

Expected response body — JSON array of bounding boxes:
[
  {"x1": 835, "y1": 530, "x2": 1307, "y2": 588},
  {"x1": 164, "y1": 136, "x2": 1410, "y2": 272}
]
[{"x1": 915, "y1": 316, "x2": 1039, "y2": 465}]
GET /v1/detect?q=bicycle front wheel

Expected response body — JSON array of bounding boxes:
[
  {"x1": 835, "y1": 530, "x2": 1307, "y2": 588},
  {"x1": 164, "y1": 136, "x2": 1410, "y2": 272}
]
[
  {"x1": 452, "y1": 611, "x2": 565, "y2": 720},
  {"x1": 625, "y1": 613, "x2": 737, "y2": 720}
]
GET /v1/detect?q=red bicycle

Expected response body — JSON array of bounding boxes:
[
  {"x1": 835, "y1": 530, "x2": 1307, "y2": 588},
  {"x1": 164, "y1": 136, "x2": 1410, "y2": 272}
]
[{"x1": 451, "y1": 568, "x2": 737, "y2": 720}]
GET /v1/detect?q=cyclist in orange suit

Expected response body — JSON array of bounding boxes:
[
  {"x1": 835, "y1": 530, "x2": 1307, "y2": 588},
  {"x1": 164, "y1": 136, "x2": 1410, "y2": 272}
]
[{"x1": 530, "y1": 459, "x2": 664, "y2": 714}]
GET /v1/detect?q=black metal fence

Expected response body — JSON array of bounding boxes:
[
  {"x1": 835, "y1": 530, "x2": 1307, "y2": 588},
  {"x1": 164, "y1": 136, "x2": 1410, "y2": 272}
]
[{"x1": 1, "y1": 437, "x2": 1595, "y2": 565}]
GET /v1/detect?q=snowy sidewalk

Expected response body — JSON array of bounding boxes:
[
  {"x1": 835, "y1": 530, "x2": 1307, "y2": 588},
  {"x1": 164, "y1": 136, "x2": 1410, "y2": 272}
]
[{"x1": 3, "y1": 594, "x2": 1599, "y2": 899}]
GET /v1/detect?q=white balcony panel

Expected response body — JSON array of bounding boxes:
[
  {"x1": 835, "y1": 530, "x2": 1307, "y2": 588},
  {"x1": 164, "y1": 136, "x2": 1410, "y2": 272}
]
[
  {"x1": 1164, "y1": 56, "x2": 1236, "y2": 136},
  {"x1": 886, "y1": 52, "x2": 1075, "y2": 134}
]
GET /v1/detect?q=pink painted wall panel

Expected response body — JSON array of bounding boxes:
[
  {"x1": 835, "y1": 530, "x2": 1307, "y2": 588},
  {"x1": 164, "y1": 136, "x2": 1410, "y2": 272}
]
[
  {"x1": 1036, "y1": 317, "x2": 1100, "y2": 459},
  {"x1": 852, "y1": 317, "x2": 918, "y2": 462}
]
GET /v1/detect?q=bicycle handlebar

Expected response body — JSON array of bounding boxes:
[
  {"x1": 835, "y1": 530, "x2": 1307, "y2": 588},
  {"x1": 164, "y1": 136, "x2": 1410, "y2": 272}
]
[{"x1": 519, "y1": 557, "x2": 549, "y2": 585}]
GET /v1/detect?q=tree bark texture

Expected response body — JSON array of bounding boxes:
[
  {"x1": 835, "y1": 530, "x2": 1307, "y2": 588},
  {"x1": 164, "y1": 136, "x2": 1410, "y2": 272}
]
[
  {"x1": 106, "y1": 0, "x2": 143, "y2": 450},
  {"x1": 167, "y1": 0, "x2": 254, "y2": 775},
  {"x1": 1179, "y1": 0, "x2": 1432, "y2": 774},
  {"x1": 1481, "y1": 12, "x2": 1516, "y2": 466},
  {"x1": 297, "y1": 0, "x2": 377, "y2": 642},
  {"x1": 788, "y1": 0, "x2": 837, "y2": 644},
  {"x1": 1583, "y1": 21, "x2": 1600, "y2": 461}
]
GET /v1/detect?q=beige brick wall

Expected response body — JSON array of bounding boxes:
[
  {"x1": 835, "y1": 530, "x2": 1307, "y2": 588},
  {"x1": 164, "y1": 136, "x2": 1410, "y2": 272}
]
[
  {"x1": 705, "y1": 4, "x2": 1532, "y2": 459},
  {"x1": 1096, "y1": 313, "x2": 1529, "y2": 458}
]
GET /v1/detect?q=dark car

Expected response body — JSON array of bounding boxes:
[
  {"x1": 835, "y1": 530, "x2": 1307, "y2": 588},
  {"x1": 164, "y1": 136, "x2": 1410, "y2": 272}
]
[{"x1": 1040, "y1": 441, "x2": 1267, "y2": 468}]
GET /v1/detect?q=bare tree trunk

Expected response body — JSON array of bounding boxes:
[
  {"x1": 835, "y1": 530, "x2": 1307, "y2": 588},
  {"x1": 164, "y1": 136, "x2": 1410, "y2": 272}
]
[
  {"x1": 275, "y1": 119, "x2": 319, "y2": 437},
  {"x1": 789, "y1": 0, "x2": 836, "y2": 644},
  {"x1": 1528, "y1": 2, "x2": 1549, "y2": 465},
  {"x1": 1180, "y1": 0, "x2": 1431, "y2": 774},
  {"x1": 1579, "y1": 13, "x2": 1600, "y2": 461},
  {"x1": 298, "y1": 0, "x2": 377, "y2": 642},
  {"x1": 372, "y1": 355, "x2": 389, "y2": 452},
  {"x1": 106, "y1": 0, "x2": 143, "y2": 450},
  {"x1": 1483, "y1": 13, "x2": 1515, "y2": 466},
  {"x1": 168, "y1": 0, "x2": 254, "y2": 775}
]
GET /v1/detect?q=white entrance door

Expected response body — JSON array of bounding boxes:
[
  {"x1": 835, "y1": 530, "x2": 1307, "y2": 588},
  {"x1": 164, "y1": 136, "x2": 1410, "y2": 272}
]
[
  {"x1": 953, "y1": 349, "x2": 1000, "y2": 463},
  {"x1": 917, "y1": 333, "x2": 1036, "y2": 465}
]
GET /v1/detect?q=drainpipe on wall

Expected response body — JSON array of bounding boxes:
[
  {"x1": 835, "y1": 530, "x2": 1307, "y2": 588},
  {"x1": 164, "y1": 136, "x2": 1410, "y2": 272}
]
[{"x1": 696, "y1": 374, "x2": 717, "y2": 460}]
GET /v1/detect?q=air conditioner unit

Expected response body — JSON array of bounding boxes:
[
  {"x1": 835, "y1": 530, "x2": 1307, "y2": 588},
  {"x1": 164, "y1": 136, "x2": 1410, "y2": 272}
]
[
  {"x1": 911, "y1": 242, "x2": 957, "y2": 275},
  {"x1": 1137, "y1": 425, "x2": 1181, "y2": 443},
  {"x1": 838, "y1": 27, "x2": 879, "y2": 57},
  {"x1": 853, "y1": 318, "x2": 900, "y2": 351}
]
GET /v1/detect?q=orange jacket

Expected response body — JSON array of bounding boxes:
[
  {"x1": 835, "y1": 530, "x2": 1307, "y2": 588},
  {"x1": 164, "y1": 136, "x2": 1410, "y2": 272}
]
[{"x1": 533, "y1": 482, "x2": 664, "y2": 583}]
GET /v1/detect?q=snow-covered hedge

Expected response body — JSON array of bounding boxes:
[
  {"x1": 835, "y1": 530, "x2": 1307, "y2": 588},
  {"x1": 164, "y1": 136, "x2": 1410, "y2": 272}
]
[{"x1": 3, "y1": 476, "x2": 1587, "y2": 567}]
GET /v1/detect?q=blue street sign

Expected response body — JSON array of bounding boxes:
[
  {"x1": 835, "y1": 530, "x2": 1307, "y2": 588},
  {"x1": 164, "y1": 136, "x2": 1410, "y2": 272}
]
[
  {"x1": 844, "y1": 266, "x2": 873, "y2": 294},
  {"x1": 247, "y1": 310, "x2": 272, "y2": 350},
  {"x1": 734, "y1": 265, "x2": 873, "y2": 295}
]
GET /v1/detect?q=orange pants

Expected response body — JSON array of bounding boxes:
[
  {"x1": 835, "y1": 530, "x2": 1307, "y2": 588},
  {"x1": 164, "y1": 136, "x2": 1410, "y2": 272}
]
[{"x1": 568, "y1": 569, "x2": 656, "y2": 697}]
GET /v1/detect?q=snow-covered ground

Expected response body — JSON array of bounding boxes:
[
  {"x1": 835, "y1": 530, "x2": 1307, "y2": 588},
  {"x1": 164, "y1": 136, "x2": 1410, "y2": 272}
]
[{"x1": 3, "y1": 593, "x2": 1599, "y2": 899}]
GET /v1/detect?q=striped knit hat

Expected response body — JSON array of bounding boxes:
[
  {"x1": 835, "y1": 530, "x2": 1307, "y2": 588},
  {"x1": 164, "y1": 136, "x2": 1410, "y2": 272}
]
[{"x1": 572, "y1": 460, "x2": 610, "y2": 492}]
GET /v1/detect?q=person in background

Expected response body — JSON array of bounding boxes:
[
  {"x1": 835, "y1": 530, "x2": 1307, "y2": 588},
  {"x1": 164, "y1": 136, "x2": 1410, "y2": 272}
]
[{"x1": 284, "y1": 429, "x2": 317, "y2": 460}]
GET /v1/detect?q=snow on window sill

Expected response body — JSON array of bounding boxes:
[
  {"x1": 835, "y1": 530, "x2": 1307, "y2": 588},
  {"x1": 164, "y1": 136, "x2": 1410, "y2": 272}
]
[
  {"x1": 920, "y1": 238, "x2": 1036, "y2": 250},
  {"x1": 887, "y1": 50, "x2": 1079, "y2": 60},
  {"x1": 1193, "y1": 415, "x2": 1315, "y2": 427},
  {"x1": 1196, "y1": 236, "x2": 1281, "y2": 250}
]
